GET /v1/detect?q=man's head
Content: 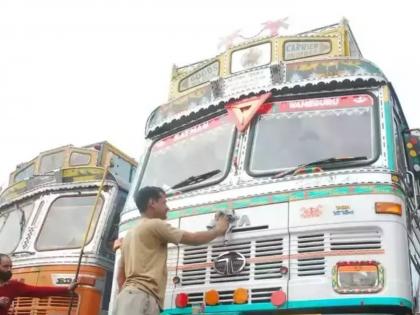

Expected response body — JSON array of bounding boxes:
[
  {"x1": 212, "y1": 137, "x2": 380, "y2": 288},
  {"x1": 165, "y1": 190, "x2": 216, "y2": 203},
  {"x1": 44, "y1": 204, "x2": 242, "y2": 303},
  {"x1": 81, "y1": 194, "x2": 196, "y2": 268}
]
[
  {"x1": 0, "y1": 254, "x2": 12, "y2": 282},
  {"x1": 134, "y1": 186, "x2": 169, "y2": 220}
]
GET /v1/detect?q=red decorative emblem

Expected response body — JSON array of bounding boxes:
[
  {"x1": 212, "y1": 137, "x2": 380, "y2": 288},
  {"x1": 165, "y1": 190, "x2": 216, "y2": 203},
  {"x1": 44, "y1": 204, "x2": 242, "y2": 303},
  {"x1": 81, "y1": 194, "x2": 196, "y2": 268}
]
[{"x1": 300, "y1": 205, "x2": 323, "y2": 218}]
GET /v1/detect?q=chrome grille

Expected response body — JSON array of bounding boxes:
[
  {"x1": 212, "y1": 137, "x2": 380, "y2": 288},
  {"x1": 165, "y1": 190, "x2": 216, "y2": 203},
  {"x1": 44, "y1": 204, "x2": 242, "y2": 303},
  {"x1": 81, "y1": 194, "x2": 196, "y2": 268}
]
[
  {"x1": 172, "y1": 227, "x2": 383, "y2": 306},
  {"x1": 178, "y1": 237, "x2": 284, "y2": 286},
  {"x1": 210, "y1": 241, "x2": 251, "y2": 283},
  {"x1": 291, "y1": 228, "x2": 382, "y2": 278}
]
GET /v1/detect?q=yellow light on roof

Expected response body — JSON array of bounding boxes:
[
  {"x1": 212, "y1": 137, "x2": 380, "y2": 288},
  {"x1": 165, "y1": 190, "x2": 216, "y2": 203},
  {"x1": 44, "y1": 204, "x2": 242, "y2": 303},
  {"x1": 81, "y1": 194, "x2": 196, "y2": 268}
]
[
  {"x1": 0, "y1": 180, "x2": 28, "y2": 204},
  {"x1": 62, "y1": 167, "x2": 104, "y2": 182}
]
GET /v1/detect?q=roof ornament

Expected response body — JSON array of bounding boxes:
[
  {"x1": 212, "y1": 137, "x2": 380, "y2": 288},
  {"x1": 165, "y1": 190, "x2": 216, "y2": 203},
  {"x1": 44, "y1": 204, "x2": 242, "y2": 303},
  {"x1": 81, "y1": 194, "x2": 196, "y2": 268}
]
[
  {"x1": 260, "y1": 18, "x2": 289, "y2": 36},
  {"x1": 225, "y1": 92, "x2": 272, "y2": 132},
  {"x1": 217, "y1": 30, "x2": 242, "y2": 50},
  {"x1": 217, "y1": 17, "x2": 289, "y2": 51}
]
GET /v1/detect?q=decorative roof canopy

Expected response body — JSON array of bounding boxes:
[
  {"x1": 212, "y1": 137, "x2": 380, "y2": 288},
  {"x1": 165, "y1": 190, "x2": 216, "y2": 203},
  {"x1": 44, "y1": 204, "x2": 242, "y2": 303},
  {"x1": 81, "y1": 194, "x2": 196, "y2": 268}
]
[{"x1": 146, "y1": 58, "x2": 385, "y2": 137}]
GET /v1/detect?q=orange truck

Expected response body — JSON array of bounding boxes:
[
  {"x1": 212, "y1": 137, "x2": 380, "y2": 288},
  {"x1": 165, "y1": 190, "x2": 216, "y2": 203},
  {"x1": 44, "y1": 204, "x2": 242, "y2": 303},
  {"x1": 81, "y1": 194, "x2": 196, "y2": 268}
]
[{"x1": 0, "y1": 142, "x2": 136, "y2": 314}]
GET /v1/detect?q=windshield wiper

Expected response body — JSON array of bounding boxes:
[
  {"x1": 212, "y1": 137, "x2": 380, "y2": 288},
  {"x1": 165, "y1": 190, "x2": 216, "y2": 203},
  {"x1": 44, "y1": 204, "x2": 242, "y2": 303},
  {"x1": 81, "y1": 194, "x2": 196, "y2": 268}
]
[
  {"x1": 0, "y1": 213, "x2": 8, "y2": 234},
  {"x1": 272, "y1": 156, "x2": 368, "y2": 179},
  {"x1": 15, "y1": 205, "x2": 26, "y2": 233},
  {"x1": 171, "y1": 169, "x2": 221, "y2": 190}
]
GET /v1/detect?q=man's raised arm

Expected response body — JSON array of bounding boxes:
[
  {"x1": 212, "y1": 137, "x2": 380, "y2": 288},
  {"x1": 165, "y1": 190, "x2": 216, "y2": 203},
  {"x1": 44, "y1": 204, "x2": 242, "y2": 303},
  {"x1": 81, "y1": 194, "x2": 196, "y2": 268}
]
[{"x1": 180, "y1": 213, "x2": 229, "y2": 246}]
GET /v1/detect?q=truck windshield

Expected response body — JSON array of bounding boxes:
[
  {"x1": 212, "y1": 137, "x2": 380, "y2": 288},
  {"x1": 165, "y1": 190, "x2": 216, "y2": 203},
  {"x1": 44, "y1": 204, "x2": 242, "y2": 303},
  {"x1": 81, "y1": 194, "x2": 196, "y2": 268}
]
[
  {"x1": 140, "y1": 115, "x2": 235, "y2": 190},
  {"x1": 0, "y1": 202, "x2": 34, "y2": 254},
  {"x1": 248, "y1": 94, "x2": 377, "y2": 175},
  {"x1": 36, "y1": 194, "x2": 103, "y2": 251}
]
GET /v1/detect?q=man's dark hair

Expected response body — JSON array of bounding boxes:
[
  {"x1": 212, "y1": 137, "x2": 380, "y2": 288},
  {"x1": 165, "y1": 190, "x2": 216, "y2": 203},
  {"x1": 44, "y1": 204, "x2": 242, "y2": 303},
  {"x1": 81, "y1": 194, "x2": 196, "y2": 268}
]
[
  {"x1": 134, "y1": 186, "x2": 165, "y2": 214},
  {"x1": 0, "y1": 253, "x2": 10, "y2": 263}
]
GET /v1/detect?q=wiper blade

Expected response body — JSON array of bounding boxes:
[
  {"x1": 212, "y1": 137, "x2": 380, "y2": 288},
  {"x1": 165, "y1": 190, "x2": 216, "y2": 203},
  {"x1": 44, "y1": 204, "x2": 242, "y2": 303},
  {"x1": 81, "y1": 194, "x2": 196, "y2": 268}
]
[
  {"x1": 272, "y1": 156, "x2": 367, "y2": 179},
  {"x1": 0, "y1": 213, "x2": 8, "y2": 234},
  {"x1": 15, "y1": 205, "x2": 26, "y2": 230},
  {"x1": 171, "y1": 169, "x2": 221, "y2": 190}
]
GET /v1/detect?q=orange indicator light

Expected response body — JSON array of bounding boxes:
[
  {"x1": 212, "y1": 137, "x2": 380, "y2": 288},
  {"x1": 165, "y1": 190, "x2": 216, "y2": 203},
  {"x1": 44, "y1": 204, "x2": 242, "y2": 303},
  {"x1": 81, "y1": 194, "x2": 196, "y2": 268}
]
[
  {"x1": 204, "y1": 290, "x2": 219, "y2": 306},
  {"x1": 233, "y1": 288, "x2": 248, "y2": 304}
]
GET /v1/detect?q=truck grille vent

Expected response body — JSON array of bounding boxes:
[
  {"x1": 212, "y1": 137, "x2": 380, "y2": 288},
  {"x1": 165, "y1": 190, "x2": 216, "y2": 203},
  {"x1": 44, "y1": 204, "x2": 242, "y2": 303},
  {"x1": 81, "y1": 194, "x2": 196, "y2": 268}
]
[
  {"x1": 291, "y1": 229, "x2": 382, "y2": 278},
  {"x1": 296, "y1": 234, "x2": 325, "y2": 277},
  {"x1": 330, "y1": 230, "x2": 382, "y2": 250},
  {"x1": 9, "y1": 296, "x2": 79, "y2": 315},
  {"x1": 183, "y1": 287, "x2": 281, "y2": 306},
  {"x1": 255, "y1": 238, "x2": 284, "y2": 280},
  {"x1": 187, "y1": 292, "x2": 204, "y2": 307},
  {"x1": 181, "y1": 245, "x2": 207, "y2": 286},
  {"x1": 251, "y1": 287, "x2": 282, "y2": 303}
]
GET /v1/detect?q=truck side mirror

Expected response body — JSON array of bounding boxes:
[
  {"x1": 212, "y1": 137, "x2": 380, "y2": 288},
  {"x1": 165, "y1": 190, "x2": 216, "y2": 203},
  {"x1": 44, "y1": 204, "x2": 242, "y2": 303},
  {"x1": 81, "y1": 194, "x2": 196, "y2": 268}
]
[{"x1": 404, "y1": 129, "x2": 420, "y2": 178}]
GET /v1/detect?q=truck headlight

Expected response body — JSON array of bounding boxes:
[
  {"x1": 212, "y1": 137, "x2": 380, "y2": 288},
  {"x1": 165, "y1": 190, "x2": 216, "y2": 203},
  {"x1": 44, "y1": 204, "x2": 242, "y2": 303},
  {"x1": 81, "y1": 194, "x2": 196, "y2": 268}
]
[{"x1": 332, "y1": 261, "x2": 384, "y2": 293}]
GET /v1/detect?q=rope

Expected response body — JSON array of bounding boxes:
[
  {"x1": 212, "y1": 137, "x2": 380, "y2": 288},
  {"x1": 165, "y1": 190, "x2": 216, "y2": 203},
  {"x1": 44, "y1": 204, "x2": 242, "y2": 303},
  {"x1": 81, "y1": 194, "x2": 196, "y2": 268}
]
[{"x1": 67, "y1": 156, "x2": 112, "y2": 315}]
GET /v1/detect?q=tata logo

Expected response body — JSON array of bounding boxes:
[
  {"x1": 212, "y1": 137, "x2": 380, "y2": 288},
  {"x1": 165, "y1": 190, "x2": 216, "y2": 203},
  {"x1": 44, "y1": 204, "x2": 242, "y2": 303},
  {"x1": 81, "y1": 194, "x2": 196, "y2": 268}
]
[
  {"x1": 213, "y1": 251, "x2": 246, "y2": 276},
  {"x1": 51, "y1": 274, "x2": 73, "y2": 286}
]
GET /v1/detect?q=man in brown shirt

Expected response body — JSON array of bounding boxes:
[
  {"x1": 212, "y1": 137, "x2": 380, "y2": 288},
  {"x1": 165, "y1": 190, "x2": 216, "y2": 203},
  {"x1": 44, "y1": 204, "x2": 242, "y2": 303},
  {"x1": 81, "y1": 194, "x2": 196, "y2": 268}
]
[{"x1": 115, "y1": 186, "x2": 229, "y2": 315}]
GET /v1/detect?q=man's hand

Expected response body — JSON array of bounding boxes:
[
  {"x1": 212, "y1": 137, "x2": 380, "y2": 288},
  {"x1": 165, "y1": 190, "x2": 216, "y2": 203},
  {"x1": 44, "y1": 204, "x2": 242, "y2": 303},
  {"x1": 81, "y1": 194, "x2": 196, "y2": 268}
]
[
  {"x1": 67, "y1": 281, "x2": 78, "y2": 292},
  {"x1": 213, "y1": 212, "x2": 229, "y2": 236},
  {"x1": 180, "y1": 212, "x2": 231, "y2": 246},
  {"x1": 0, "y1": 296, "x2": 10, "y2": 307}
]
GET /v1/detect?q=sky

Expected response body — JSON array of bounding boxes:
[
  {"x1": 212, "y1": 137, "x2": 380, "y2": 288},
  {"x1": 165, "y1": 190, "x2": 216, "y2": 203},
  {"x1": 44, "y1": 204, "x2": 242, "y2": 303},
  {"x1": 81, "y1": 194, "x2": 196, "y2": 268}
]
[{"x1": 1, "y1": 0, "x2": 419, "y2": 189}]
